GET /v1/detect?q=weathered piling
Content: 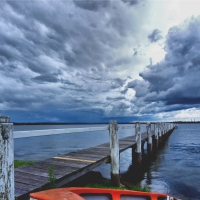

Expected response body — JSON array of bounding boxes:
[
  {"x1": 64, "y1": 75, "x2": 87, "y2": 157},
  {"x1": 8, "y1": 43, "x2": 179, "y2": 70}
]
[
  {"x1": 162, "y1": 123, "x2": 165, "y2": 140},
  {"x1": 133, "y1": 122, "x2": 141, "y2": 165},
  {"x1": 146, "y1": 123, "x2": 152, "y2": 154},
  {"x1": 108, "y1": 120, "x2": 120, "y2": 186},
  {"x1": 166, "y1": 123, "x2": 170, "y2": 137},
  {"x1": 153, "y1": 123, "x2": 159, "y2": 149},
  {"x1": 162, "y1": 123, "x2": 166, "y2": 140},
  {"x1": 0, "y1": 116, "x2": 14, "y2": 200},
  {"x1": 158, "y1": 123, "x2": 162, "y2": 144}
]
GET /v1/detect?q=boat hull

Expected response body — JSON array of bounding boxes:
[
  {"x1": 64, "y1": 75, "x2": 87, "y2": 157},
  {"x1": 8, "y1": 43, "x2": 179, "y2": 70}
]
[{"x1": 30, "y1": 187, "x2": 179, "y2": 200}]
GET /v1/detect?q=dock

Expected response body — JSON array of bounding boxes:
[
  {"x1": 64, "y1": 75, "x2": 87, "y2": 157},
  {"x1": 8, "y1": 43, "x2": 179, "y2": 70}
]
[
  {"x1": 0, "y1": 116, "x2": 176, "y2": 200},
  {"x1": 14, "y1": 129, "x2": 173, "y2": 200}
]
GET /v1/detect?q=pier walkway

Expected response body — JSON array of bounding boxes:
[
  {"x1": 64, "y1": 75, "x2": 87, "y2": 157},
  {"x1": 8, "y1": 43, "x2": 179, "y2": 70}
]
[{"x1": 15, "y1": 131, "x2": 153, "y2": 200}]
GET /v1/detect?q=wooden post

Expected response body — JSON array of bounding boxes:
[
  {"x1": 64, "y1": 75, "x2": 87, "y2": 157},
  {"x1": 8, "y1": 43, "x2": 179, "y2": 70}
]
[
  {"x1": 153, "y1": 123, "x2": 159, "y2": 149},
  {"x1": 147, "y1": 123, "x2": 152, "y2": 154},
  {"x1": 163, "y1": 123, "x2": 166, "y2": 139},
  {"x1": 158, "y1": 123, "x2": 162, "y2": 143},
  {"x1": 161, "y1": 123, "x2": 164, "y2": 140},
  {"x1": 0, "y1": 116, "x2": 14, "y2": 200},
  {"x1": 167, "y1": 123, "x2": 170, "y2": 135},
  {"x1": 108, "y1": 120, "x2": 120, "y2": 186},
  {"x1": 134, "y1": 122, "x2": 141, "y2": 164}
]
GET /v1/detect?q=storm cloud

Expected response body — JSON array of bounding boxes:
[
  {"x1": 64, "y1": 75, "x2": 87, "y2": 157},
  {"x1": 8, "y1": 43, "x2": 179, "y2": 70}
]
[
  {"x1": 0, "y1": 0, "x2": 153, "y2": 122},
  {"x1": 148, "y1": 29, "x2": 163, "y2": 43},
  {"x1": 1, "y1": 0, "x2": 200, "y2": 122},
  {"x1": 126, "y1": 16, "x2": 200, "y2": 117}
]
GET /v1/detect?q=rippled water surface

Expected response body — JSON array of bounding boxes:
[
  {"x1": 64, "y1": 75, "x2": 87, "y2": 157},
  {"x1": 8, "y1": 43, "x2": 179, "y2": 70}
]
[{"x1": 14, "y1": 123, "x2": 200, "y2": 200}]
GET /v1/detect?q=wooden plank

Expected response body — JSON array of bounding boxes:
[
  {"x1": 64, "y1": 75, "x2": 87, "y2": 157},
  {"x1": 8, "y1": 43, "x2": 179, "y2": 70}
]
[
  {"x1": 15, "y1": 166, "x2": 63, "y2": 178},
  {"x1": 15, "y1": 182, "x2": 39, "y2": 192},
  {"x1": 53, "y1": 156, "x2": 96, "y2": 163},
  {"x1": 89, "y1": 145, "x2": 110, "y2": 148},
  {"x1": 76, "y1": 148, "x2": 110, "y2": 155},
  {"x1": 70, "y1": 148, "x2": 109, "y2": 155},
  {"x1": 64, "y1": 152, "x2": 107, "y2": 161},
  {"x1": 95, "y1": 143, "x2": 110, "y2": 148},
  {"x1": 31, "y1": 162, "x2": 81, "y2": 172},
  {"x1": 30, "y1": 163, "x2": 82, "y2": 177},
  {"x1": 120, "y1": 138, "x2": 136, "y2": 142},
  {"x1": 67, "y1": 150, "x2": 109, "y2": 157},
  {"x1": 119, "y1": 141, "x2": 135, "y2": 145},
  {"x1": 14, "y1": 172, "x2": 48, "y2": 187},
  {"x1": 15, "y1": 188, "x2": 30, "y2": 200},
  {"x1": 41, "y1": 158, "x2": 89, "y2": 168},
  {"x1": 87, "y1": 148, "x2": 110, "y2": 154}
]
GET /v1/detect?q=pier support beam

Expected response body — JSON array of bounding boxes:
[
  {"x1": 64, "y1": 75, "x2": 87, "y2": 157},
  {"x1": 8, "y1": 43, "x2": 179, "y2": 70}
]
[
  {"x1": 153, "y1": 123, "x2": 159, "y2": 149},
  {"x1": 158, "y1": 123, "x2": 162, "y2": 144},
  {"x1": 162, "y1": 123, "x2": 165, "y2": 139},
  {"x1": 0, "y1": 116, "x2": 14, "y2": 200},
  {"x1": 147, "y1": 123, "x2": 152, "y2": 154},
  {"x1": 133, "y1": 122, "x2": 141, "y2": 165},
  {"x1": 108, "y1": 120, "x2": 120, "y2": 187}
]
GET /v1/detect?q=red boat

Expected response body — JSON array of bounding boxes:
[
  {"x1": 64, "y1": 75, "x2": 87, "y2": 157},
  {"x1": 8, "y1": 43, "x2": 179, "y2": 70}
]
[{"x1": 30, "y1": 187, "x2": 180, "y2": 200}]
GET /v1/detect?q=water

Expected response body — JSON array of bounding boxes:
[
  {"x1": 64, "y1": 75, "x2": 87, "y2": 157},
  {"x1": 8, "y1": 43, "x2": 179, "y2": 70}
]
[{"x1": 14, "y1": 123, "x2": 200, "y2": 200}]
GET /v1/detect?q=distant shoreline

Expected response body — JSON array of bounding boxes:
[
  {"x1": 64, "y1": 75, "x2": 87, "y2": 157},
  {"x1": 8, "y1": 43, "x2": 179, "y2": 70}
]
[
  {"x1": 12, "y1": 121, "x2": 200, "y2": 125},
  {"x1": 12, "y1": 122, "x2": 133, "y2": 125}
]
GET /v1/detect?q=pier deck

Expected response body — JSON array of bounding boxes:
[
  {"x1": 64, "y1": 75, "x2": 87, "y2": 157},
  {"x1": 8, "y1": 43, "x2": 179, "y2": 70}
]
[{"x1": 15, "y1": 132, "x2": 152, "y2": 200}]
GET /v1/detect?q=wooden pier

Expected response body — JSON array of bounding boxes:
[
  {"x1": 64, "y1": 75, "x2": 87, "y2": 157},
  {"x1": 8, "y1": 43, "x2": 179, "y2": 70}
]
[
  {"x1": 0, "y1": 116, "x2": 176, "y2": 200},
  {"x1": 14, "y1": 128, "x2": 174, "y2": 200}
]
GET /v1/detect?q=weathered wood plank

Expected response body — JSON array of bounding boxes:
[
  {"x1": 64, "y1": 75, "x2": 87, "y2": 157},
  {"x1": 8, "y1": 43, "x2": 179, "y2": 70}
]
[
  {"x1": 15, "y1": 172, "x2": 48, "y2": 187},
  {"x1": 29, "y1": 162, "x2": 81, "y2": 175},
  {"x1": 63, "y1": 153, "x2": 108, "y2": 161},
  {"x1": 15, "y1": 166, "x2": 57, "y2": 178},
  {"x1": 15, "y1": 188, "x2": 30, "y2": 200},
  {"x1": 40, "y1": 158, "x2": 89, "y2": 168},
  {"x1": 75, "y1": 148, "x2": 110, "y2": 155},
  {"x1": 66, "y1": 151, "x2": 109, "y2": 159},
  {"x1": 95, "y1": 143, "x2": 110, "y2": 148},
  {"x1": 15, "y1": 182, "x2": 39, "y2": 192}
]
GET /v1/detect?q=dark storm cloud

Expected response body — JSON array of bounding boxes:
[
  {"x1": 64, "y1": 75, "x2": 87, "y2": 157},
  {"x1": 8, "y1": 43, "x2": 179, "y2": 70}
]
[
  {"x1": 32, "y1": 74, "x2": 59, "y2": 83},
  {"x1": 126, "y1": 79, "x2": 149, "y2": 97},
  {"x1": 106, "y1": 96, "x2": 125, "y2": 101},
  {"x1": 110, "y1": 78, "x2": 126, "y2": 89},
  {"x1": 0, "y1": 0, "x2": 155, "y2": 121},
  {"x1": 126, "y1": 16, "x2": 200, "y2": 115},
  {"x1": 121, "y1": 0, "x2": 144, "y2": 6},
  {"x1": 73, "y1": 0, "x2": 110, "y2": 11},
  {"x1": 148, "y1": 29, "x2": 163, "y2": 43}
]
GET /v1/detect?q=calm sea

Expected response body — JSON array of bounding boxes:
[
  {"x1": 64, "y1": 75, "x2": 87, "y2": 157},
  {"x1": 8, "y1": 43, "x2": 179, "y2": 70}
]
[{"x1": 14, "y1": 123, "x2": 200, "y2": 200}]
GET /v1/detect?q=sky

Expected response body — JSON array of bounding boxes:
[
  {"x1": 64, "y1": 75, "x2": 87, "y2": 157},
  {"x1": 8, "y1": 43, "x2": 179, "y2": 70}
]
[{"x1": 1, "y1": 0, "x2": 200, "y2": 123}]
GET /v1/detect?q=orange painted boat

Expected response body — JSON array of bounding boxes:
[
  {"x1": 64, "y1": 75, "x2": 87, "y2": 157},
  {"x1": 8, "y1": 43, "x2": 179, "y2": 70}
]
[{"x1": 30, "y1": 187, "x2": 180, "y2": 200}]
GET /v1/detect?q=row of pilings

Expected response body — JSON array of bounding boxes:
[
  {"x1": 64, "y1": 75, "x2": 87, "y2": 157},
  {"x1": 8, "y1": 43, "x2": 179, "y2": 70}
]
[
  {"x1": 0, "y1": 115, "x2": 176, "y2": 199},
  {"x1": 108, "y1": 121, "x2": 176, "y2": 186}
]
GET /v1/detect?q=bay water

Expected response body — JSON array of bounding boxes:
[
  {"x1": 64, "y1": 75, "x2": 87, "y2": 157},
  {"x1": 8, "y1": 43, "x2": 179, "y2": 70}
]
[{"x1": 14, "y1": 123, "x2": 200, "y2": 200}]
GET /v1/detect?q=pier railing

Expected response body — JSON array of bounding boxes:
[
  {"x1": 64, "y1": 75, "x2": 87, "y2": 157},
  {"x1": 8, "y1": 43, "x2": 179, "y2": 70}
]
[{"x1": 0, "y1": 116, "x2": 176, "y2": 200}]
